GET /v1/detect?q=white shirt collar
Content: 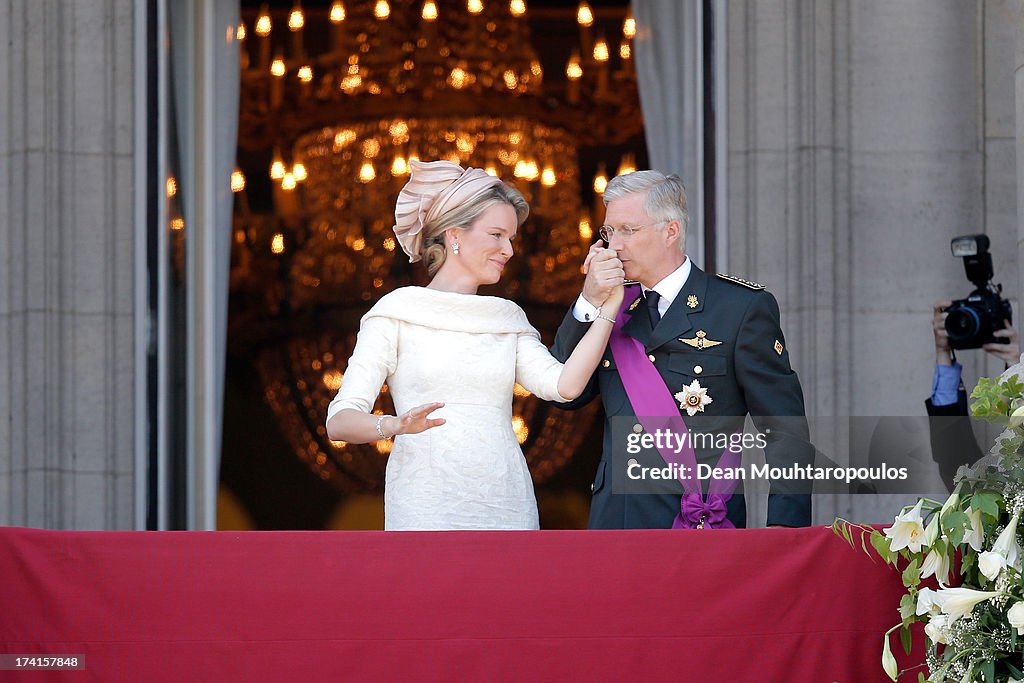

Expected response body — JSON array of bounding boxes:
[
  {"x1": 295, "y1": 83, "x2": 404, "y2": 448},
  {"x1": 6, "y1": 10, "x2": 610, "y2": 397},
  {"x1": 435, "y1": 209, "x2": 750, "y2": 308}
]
[{"x1": 644, "y1": 258, "x2": 691, "y2": 306}]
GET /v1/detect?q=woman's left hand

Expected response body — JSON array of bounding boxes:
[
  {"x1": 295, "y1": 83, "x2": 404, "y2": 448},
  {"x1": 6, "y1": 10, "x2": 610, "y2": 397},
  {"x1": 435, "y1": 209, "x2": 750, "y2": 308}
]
[
  {"x1": 389, "y1": 402, "x2": 446, "y2": 436},
  {"x1": 603, "y1": 280, "x2": 625, "y2": 313}
]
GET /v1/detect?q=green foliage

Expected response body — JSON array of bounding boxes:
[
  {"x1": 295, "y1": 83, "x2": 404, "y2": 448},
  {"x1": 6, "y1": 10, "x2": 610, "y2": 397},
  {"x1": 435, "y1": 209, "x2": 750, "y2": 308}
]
[
  {"x1": 870, "y1": 529, "x2": 897, "y2": 565},
  {"x1": 901, "y1": 557, "x2": 921, "y2": 588},
  {"x1": 970, "y1": 375, "x2": 1024, "y2": 422},
  {"x1": 834, "y1": 370, "x2": 1024, "y2": 683},
  {"x1": 941, "y1": 510, "x2": 968, "y2": 547},
  {"x1": 970, "y1": 492, "x2": 1000, "y2": 520}
]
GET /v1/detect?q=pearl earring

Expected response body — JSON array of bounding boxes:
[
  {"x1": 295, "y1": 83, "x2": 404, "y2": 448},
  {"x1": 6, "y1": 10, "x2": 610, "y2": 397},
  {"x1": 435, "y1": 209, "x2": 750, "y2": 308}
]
[{"x1": 452, "y1": 242, "x2": 460, "y2": 255}]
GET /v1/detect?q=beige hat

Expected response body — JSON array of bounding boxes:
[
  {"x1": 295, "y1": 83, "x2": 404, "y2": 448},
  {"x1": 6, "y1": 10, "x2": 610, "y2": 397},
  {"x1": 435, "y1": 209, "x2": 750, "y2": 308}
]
[{"x1": 392, "y1": 159, "x2": 502, "y2": 262}]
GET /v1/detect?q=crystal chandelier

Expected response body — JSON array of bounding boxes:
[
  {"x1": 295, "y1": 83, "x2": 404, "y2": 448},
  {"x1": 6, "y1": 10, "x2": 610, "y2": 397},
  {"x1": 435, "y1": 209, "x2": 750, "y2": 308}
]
[{"x1": 231, "y1": 0, "x2": 642, "y2": 492}]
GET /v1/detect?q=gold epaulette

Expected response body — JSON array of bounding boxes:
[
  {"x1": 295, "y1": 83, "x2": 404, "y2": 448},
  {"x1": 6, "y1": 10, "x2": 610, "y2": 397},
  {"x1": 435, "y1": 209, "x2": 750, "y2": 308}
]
[{"x1": 716, "y1": 273, "x2": 765, "y2": 290}]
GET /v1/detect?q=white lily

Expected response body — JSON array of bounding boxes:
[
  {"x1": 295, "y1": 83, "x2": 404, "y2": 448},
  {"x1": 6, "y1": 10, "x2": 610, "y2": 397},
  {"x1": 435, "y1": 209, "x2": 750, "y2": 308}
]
[
  {"x1": 916, "y1": 587, "x2": 941, "y2": 616},
  {"x1": 978, "y1": 512, "x2": 1020, "y2": 581},
  {"x1": 884, "y1": 499, "x2": 926, "y2": 553},
  {"x1": 1008, "y1": 601, "x2": 1024, "y2": 636},
  {"x1": 934, "y1": 587, "x2": 1001, "y2": 622},
  {"x1": 964, "y1": 507, "x2": 985, "y2": 553},
  {"x1": 1010, "y1": 403, "x2": 1024, "y2": 429},
  {"x1": 919, "y1": 548, "x2": 950, "y2": 586},
  {"x1": 979, "y1": 551, "x2": 1007, "y2": 580},
  {"x1": 939, "y1": 487, "x2": 960, "y2": 518},
  {"x1": 924, "y1": 514, "x2": 940, "y2": 547},
  {"x1": 924, "y1": 613, "x2": 950, "y2": 645}
]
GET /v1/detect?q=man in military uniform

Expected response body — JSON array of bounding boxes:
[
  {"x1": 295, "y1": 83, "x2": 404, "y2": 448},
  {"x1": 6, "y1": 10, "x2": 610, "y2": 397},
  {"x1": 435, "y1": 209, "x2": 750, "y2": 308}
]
[{"x1": 552, "y1": 170, "x2": 813, "y2": 529}]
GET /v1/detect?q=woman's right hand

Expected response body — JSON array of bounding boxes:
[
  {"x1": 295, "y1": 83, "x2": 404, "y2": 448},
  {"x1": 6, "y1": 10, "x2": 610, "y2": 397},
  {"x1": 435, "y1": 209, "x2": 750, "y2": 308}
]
[{"x1": 387, "y1": 402, "x2": 446, "y2": 436}]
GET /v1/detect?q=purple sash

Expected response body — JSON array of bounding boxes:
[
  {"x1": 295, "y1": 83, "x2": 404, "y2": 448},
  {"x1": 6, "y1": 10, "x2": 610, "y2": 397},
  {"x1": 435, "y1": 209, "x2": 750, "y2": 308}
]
[{"x1": 608, "y1": 293, "x2": 741, "y2": 529}]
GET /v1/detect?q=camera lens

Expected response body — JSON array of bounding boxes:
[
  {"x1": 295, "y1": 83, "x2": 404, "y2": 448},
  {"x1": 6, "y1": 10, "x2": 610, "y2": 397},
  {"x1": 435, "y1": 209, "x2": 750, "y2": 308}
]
[{"x1": 945, "y1": 307, "x2": 981, "y2": 341}]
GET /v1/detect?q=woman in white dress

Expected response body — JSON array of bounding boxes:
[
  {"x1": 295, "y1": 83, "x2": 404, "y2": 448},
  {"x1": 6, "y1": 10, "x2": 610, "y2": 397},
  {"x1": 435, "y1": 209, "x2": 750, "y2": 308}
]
[{"x1": 326, "y1": 160, "x2": 624, "y2": 530}]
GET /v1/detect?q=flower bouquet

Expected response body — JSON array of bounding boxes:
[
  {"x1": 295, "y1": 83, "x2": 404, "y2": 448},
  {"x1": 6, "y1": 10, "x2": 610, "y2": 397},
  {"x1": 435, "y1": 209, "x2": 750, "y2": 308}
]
[{"x1": 833, "y1": 373, "x2": 1024, "y2": 682}]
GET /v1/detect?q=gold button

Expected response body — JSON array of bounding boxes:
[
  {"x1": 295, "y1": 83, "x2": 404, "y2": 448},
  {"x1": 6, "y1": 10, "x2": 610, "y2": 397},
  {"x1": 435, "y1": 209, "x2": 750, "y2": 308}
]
[
  {"x1": 648, "y1": 354, "x2": 656, "y2": 362},
  {"x1": 602, "y1": 360, "x2": 610, "y2": 368},
  {"x1": 694, "y1": 365, "x2": 703, "y2": 375},
  {"x1": 632, "y1": 423, "x2": 643, "y2": 434}
]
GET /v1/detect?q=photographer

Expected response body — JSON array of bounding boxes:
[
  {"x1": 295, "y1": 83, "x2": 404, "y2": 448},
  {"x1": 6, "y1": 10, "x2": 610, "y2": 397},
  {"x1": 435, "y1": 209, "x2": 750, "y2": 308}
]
[
  {"x1": 930, "y1": 300, "x2": 1020, "y2": 412},
  {"x1": 927, "y1": 300, "x2": 1019, "y2": 490}
]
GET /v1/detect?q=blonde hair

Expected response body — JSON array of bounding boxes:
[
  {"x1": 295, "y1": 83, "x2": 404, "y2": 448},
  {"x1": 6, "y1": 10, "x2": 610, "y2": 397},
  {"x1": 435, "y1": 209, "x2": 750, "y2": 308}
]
[{"x1": 420, "y1": 184, "x2": 529, "y2": 276}]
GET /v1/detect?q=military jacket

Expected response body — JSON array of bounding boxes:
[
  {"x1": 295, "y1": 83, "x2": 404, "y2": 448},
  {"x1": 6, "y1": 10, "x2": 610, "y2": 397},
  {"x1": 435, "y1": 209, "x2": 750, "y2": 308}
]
[{"x1": 552, "y1": 264, "x2": 813, "y2": 529}]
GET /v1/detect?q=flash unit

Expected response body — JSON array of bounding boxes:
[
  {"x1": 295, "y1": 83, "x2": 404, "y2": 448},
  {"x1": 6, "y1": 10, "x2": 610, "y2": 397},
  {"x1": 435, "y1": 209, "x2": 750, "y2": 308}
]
[{"x1": 950, "y1": 235, "x2": 988, "y2": 258}]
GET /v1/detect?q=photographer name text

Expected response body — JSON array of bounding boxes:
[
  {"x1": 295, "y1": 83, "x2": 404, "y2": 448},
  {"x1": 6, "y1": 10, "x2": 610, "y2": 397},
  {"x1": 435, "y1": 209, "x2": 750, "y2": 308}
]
[{"x1": 626, "y1": 462, "x2": 909, "y2": 483}]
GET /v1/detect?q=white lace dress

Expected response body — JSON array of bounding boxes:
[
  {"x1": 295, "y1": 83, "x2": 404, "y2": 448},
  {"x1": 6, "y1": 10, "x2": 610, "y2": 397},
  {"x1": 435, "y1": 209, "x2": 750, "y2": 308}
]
[{"x1": 326, "y1": 287, "x2": 568, "y2": 530}]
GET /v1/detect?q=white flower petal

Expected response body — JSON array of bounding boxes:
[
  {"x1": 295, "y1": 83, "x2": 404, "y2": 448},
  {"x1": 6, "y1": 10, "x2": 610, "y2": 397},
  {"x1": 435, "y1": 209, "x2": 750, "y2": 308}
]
[
  {"x1": 1010, "y1": 404, "x2": 1024, "y2": 428},
  {"x1": 965, "y1": 508, "x2": 984, "y2": 553},
  {"x1": 1008, "y1": 601, "x2": 1024, "y2": 635},
  {"x1": 924, "y1": 614, "x2": 950, "y2": 645},
  {"x1": 916, "y1": 587, "x2": 941, "y2": 616},
  {"x1": 919, "y1": 549, "x2": 950, "y2": 586},
  {"x1": 884, "y1": 500, "x2": 926, "y2": 553},
  {"x1": 934, "y1": 587, "x2": 1000, "y2": 622},
  {"x1": 978, "y1": 551, "x2": 1006, "y2": 581}
]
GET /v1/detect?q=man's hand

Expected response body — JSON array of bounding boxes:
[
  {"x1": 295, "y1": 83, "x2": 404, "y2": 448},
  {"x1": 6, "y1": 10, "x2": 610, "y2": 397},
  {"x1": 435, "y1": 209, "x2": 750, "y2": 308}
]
[
  {"x1": 581, "y1": 241, "x2": 624, "y2": 308},
  {"x1": 933, "y1": 300, "x2": 953, "y2": 365},
  {"x1": 982, "y1": 319, "x2": 1021, "y2": 365}
]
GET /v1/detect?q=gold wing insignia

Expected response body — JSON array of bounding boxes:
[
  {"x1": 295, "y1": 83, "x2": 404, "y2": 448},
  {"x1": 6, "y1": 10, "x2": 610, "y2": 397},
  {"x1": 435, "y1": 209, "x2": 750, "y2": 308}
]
[
  {"x1": 680, "y1": 330, "x2": 723, "y2": 350},
  {"x1": 716, "y1": 273, "x2": 766, "y2": 290}
]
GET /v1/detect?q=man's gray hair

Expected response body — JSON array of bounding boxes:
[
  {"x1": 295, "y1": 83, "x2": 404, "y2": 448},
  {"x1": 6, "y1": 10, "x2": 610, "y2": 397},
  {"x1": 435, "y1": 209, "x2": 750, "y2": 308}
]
[{"x1": 603, "y1": 170, "x2": 689, "y2": 251}]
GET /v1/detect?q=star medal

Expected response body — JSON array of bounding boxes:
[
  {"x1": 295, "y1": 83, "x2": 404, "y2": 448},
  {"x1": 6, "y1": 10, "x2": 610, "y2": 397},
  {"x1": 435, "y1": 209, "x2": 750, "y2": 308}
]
[{"x1": 674, "y1": 379, "x2": 713, "y2": 416}]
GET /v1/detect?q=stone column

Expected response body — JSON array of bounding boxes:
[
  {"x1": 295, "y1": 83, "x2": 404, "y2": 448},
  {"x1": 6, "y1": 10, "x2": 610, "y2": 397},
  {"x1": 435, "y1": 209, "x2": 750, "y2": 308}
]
[
  {"x1": 0, "y1": 1, "x2": 137, "y2": 528},
  {"x1": 727, "y1": 0, "x2": 1015, "y2": 523},
  {"x1": 1016, "y1": 0, "x2": 1024, "y2": 294}
]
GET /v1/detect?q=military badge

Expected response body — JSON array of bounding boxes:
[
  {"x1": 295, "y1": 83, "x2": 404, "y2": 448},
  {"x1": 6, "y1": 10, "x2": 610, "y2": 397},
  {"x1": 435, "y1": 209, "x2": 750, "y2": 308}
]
[
  {"x1": 774, "y1": 339, "x2": 784, "y2": 356},
  {"x1": 687, "y1": 295, "x2": 699, "y2": 309},
  {"x1": 680, "y1": 330, "x2": 723, "y2": 351},
  {"x1": 627, "y1": 295, "x2": 642, "y2": 312},
  {"x1": 675, "y1": 379, "x2": 713, "y2": 416}
]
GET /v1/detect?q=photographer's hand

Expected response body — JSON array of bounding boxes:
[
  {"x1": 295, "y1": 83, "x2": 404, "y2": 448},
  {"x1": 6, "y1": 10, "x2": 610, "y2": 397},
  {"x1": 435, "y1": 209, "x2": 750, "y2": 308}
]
[
  {"x1": 933, "y1": 300, "x2": 954, "y2": 365},
  {"x1": 982, "y1": 320, "x2": 1020, "y2": 365}
]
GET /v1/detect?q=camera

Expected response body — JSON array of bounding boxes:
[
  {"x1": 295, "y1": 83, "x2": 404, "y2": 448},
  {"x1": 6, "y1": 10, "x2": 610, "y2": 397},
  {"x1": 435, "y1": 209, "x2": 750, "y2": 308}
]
[{"x1": 944, "y1": 235, "x2": 1012, "y2": 350}]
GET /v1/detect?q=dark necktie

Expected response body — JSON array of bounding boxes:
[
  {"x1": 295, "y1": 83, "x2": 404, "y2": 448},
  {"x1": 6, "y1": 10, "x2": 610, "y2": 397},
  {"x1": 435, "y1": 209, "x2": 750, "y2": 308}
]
[{"x1": 646, "y1": 290, "x2": 662, "y2": 327}]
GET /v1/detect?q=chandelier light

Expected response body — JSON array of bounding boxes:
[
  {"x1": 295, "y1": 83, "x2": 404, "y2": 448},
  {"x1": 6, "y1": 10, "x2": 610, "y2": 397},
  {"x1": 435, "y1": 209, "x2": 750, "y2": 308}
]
[{"x1": 233, "y1": 0, "x2": 641, "y2": 492}]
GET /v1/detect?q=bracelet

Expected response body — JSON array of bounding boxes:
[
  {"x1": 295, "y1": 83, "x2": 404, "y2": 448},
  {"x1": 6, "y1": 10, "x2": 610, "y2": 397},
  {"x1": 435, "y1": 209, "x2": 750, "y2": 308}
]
[
  {"x1": 375, "y1": 415, "x2": 393, "y2": 440},
  {"x1": 595, "y1": 307, "x2": 616, "y2": 324}
]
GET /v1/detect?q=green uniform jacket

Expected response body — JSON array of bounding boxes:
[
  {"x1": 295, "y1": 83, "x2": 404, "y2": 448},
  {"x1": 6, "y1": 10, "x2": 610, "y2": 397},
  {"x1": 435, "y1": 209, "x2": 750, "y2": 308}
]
[{"x1": 552, "y1": 264, "x2": 813, "y2": 528}]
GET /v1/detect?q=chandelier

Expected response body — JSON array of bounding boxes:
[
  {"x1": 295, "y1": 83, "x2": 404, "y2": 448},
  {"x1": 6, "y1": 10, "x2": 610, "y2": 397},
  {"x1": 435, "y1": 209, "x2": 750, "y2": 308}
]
[{"x1": 231, "y1": 0, "x2": 643, "y2": 493}]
